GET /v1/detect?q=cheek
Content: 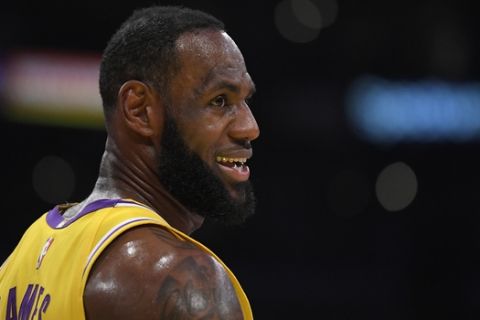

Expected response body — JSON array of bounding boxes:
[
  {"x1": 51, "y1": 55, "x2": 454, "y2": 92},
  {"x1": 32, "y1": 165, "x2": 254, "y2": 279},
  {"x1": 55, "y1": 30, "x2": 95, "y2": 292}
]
[
  {"x1": 173, "y1": 105, "x2": 232, "y2": 161},
  {"x1": 181, "y1": 121, "x2": 225, "y2": 160}
]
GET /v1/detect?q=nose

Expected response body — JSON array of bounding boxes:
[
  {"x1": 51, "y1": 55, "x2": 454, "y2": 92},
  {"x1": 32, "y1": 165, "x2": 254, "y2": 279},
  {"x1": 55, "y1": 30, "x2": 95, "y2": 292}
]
[{"x1": 229, "y1": 102, "x2": 260, "y2": 143}]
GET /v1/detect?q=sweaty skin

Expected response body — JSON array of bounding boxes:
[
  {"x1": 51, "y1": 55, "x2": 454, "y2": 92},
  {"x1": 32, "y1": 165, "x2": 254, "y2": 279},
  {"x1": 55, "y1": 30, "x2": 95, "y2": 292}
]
[
  {"x1": 82, "y1": 29, "x2": 259, "y2": 319},
  {"x1": 84, "y1": 227, "x2": 242, "y2": 319}
]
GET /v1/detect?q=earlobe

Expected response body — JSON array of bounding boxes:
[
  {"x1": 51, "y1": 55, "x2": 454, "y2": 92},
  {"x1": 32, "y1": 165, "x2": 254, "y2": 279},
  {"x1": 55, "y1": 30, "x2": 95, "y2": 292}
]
[{"x1": 118, "y1": 80, "x2": 155, "y2": 137}]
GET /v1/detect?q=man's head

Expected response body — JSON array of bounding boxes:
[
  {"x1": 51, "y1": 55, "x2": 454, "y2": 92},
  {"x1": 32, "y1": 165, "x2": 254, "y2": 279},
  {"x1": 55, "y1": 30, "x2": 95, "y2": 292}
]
[
  {"x1": 99, "y1": 6, "x2": 260, "y2": 225},
  {"x1": 99, "y1": 6, "x2": 224, "y2": 119}
]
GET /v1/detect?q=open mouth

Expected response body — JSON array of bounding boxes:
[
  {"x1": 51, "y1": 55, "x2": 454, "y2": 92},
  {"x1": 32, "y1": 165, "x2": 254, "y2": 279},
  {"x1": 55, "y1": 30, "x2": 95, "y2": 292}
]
[
  {"x1": 216, "y1": 156, "x2": 250, "y2": 182},
  {"x1": 216, "y1": 156, "x2": 247, "y2": 168}
]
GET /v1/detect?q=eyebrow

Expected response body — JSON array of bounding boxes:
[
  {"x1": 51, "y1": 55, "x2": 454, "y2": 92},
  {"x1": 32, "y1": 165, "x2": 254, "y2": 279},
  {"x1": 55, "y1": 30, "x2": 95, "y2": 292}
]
[
  {"x1": 194, "y1": 70, "x2": 256, "y2": 98},
  {"x1": 212, "y1": 79, "x2": 256, "y2": 95}
]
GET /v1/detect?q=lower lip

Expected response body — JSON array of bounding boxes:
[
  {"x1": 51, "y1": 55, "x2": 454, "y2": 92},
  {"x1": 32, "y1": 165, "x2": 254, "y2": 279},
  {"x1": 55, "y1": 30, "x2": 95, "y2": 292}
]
[{"x1": 217, "y1": 163, "x2": 250, "y2": 182}]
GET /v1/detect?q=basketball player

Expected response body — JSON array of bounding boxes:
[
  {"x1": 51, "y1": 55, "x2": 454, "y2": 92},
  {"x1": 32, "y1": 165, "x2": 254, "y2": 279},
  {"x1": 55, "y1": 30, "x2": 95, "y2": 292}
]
[{"x1": 0, "y1": 5, "x2": 259, "y2": 319}]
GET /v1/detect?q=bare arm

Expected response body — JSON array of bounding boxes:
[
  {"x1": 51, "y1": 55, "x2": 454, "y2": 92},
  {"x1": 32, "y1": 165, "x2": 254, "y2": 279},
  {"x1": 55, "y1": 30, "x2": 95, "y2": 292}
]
[{"x1": 84, "y1": 226, "x2": 243, "y2": 320}]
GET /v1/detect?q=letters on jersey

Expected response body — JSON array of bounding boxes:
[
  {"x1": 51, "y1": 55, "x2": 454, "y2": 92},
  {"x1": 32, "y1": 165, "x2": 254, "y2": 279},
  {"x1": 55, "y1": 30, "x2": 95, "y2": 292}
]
[{"x1": 4, "y1": 284, "x2": 51, "y2": 320}]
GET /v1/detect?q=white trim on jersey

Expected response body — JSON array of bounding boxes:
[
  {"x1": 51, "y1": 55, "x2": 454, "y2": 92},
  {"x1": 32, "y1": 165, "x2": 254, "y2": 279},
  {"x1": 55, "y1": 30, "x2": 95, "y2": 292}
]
[{"x1": 82, "y1": 216, "x2": 157, "y2": 277}]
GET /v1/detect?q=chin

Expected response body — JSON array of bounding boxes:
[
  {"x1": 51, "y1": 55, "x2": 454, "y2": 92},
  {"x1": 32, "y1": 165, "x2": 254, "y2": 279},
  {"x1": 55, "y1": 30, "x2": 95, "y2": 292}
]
[{"x1": 227, "y1": 182, "x2": 249, "y2": 203}]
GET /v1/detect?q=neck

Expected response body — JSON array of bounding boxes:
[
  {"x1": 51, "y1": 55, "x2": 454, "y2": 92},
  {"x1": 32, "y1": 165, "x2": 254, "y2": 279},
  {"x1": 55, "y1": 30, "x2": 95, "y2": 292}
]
[{"x1": 84, "y1": 138, "x2": 205, "y2": 235}]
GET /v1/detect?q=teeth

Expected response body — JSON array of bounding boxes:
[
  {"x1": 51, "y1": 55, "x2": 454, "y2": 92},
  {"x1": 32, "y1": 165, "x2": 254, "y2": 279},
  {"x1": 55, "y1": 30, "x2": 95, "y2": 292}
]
[{"x1": 216, "y1": 156, "x2": 247, "y2": 164}]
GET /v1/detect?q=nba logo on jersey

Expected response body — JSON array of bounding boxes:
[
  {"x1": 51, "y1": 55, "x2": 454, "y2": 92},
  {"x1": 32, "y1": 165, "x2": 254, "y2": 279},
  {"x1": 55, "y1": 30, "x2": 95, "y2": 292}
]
[{"x1": 36, "y1": 237, "x2": 54, "y2": 269}]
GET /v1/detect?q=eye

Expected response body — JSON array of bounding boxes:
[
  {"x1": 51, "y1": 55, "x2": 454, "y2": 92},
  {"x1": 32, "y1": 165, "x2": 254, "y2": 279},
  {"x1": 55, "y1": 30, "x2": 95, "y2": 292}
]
[{"x1": 210, "y1": 95, "x2": 227, "y2": 108}]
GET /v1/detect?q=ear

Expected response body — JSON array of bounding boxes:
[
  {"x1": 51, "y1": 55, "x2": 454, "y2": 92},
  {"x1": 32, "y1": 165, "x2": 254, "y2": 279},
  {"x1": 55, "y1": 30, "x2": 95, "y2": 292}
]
[{"x1": 118, "y1": 80, "x2": 161, "y2": 137}]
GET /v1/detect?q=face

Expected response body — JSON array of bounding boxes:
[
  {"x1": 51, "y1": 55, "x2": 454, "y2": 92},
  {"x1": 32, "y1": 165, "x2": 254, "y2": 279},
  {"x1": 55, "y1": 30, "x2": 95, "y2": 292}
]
[{"x1": 157, "y1": 29, "x2": 260, "y2": 225}]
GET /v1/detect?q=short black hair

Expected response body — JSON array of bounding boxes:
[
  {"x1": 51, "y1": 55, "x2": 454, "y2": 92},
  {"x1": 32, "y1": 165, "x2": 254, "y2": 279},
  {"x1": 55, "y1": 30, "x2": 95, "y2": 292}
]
[{"x1": 99, "y1": 5, "x2": 225, "y2": 119}]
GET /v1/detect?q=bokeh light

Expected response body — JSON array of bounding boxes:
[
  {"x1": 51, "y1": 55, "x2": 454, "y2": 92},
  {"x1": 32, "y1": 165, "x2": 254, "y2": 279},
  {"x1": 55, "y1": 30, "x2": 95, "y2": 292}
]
[
  {"x1": 274, "y1": 0, "x2": 338, "y2": 43},
  {"x1": 375, "y1": 161, "x2": 418, "y2": 212},
  {"x1": 346, "y1": 76, "x2": 480, "y2": 144},
  {"x1": 0, "y1": 50, "x2": 103, "y2": 128}
]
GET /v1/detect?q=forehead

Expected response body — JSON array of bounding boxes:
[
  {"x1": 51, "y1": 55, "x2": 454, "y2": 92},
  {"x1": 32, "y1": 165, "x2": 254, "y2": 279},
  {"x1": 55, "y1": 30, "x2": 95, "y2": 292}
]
[{"x1": 173, "y1": 30, "x2": 253, "y2": 93}]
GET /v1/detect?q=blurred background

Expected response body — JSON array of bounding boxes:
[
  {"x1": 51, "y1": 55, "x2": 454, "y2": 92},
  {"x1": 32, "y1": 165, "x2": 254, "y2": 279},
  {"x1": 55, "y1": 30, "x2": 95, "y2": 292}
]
[{"x1": 1, "y1": 0, "x2": 480, "y2": 318}]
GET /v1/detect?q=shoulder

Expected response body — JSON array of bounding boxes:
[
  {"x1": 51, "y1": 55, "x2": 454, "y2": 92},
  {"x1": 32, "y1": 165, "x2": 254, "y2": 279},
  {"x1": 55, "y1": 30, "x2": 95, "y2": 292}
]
[{"x1": 84, "y1": 225, "x2": 243, "y2": 320}]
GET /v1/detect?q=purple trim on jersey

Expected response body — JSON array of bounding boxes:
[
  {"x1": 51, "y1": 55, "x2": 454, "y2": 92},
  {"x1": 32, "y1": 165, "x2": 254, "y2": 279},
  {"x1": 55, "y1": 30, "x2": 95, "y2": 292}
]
[{"x1": 46, "y1": 199, "x2": 140, "y2": 229}]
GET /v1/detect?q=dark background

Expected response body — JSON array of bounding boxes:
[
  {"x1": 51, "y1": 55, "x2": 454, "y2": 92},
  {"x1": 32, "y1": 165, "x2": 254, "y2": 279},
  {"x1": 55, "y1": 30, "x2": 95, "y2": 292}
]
[{"x1": 2, "y1": 0, "x2": 480, "y2": 319}]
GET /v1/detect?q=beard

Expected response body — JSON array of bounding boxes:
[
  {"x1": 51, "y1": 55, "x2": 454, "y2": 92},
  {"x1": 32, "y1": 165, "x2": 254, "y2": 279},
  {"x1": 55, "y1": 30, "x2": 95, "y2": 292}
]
[{"x1": 157, "y1": 113, "x2": 256, "y2": 226}]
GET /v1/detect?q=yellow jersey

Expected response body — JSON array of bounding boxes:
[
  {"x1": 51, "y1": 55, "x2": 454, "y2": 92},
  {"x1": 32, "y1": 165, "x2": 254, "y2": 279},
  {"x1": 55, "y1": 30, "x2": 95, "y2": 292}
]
[{"x1": 0, "y1": 198, "x2": 252, "y2": 319}]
